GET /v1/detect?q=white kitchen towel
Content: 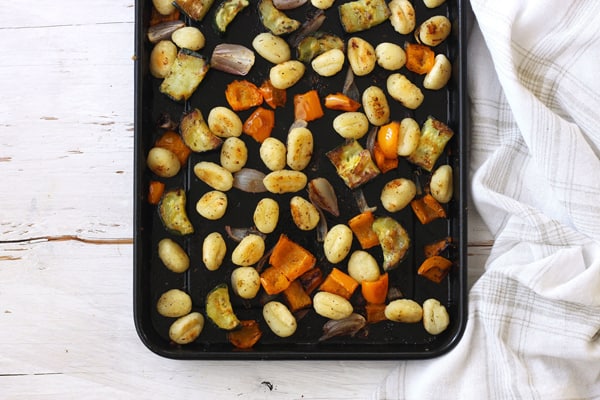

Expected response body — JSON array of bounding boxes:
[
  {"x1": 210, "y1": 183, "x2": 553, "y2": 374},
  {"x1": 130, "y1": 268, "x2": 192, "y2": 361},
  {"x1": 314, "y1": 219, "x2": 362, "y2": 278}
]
[{"x1": 375, "y1": 0, "x2": 600, "y2": 398}]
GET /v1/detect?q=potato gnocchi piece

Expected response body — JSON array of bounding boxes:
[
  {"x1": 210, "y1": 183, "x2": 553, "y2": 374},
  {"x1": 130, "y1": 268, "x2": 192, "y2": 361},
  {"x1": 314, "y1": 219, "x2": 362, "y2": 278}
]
[
  {"x1": 387, "y1": 73, "x2": 424, "y2": 110},
  {"x1": 158, "y1": 238, "x2": 190, "y2": 273},
  {"x1": 231, "y1": 266, "x2": 261, "y2": 299},
  {"x1": 263, "y1": 170, "x2": 307, "y2": 193},
  {"x1": 171, "y1": 26, "x2": 205, "y2": 51},
  {"x1": 422, "y1": 298, "x2": 450, "y2": 335},
  {"x1": 220, "y1": 137, "x2": 248, "y2": 172},
  {"x1": 193, "y1": 161, "x2": 234, "y2": 191},
  {"x1": 150, "y1": 40, "x2": 177, "y2": 78},
  {"x1": 332, "y1": 112, "x2": 370, "y2": 139},
  {"x1": 196, "y1": 190, "x2": 228, "y2": 220},
  {"x1": 260, "y1": 137, "x2": 287, "y2": 171},
  {"x1": 253, "y1": 198, "x2": 280, "y2": 234},
  {"x1": 380, "y1": 178, "x2": 417, "y2": 212},
  {"x1": 252, "y1": 32, "x2": 291, "y2": 64},
  {"x1": 347, "y1": 250, "x2": 380, "y2": 283},
  {"x1": 323, "y1": 224, "x2": 353, "y2": 264},
  {"x1": 269, "y1": 60, "x2": 305, "y2": 89},
  {"x1": 153, "y1": 0, "x2": 177, "y2": 15},
  {"x1": 430, "y1": 165, "x2": 453, "y2": 203},
  {"x1": 313, "y1": 292, "x2": 353, "y2": 320},
  {"x1": 290, "y1": 196, "x2": 320, "y2": 231},
  {"x1": 231, "y1": 234, "x2": 265, "y2": 266},
  {"x1": 388, "y1": 0, "x2": 416, "y2": 35},
  {"x1": 311, "y1": 48, "x2": 345, "y2": 77},
  {"x1": 208, "y1": 106, "x2": 243, "y2": 138},
  {"x1": 347, "y1": 37, "x2": 376, "y2": 76},
  {"x1": 156, "y1": 289, "x2": 192, "y2": 318},
  {"x1": 416, "y1": 15, "x2": 452, "y2": 47},
  {"x1": 362, "y1": 86, "x2": 390, "y2": 127},
  {"x1": 286, "y1": 127, "x2": 313, "y2": 171},
  {"x1": 147, "y1": 147, "x2": 181, "y2": 178},
  {"x1": 375, "y1": 42, "x2": 406, "y2": 71},
  {"x1": 202, "y1": 232, "x2": 227, "y2": 271},
  {"x1": 423, "y1": 54, "x2": 452, "y2": 90},
  {"x1": 169, "y1": 312, "x2": 204, "y2": 344},
  {"x1": 385, "y1": 299, "x2": 423, "y2": 323},
  {"x1": 397, "y1": 117, "x2": 421, "y2": 156},
  {"x1": 263, "y1": 301, "x2": 297, "y2": 338}
]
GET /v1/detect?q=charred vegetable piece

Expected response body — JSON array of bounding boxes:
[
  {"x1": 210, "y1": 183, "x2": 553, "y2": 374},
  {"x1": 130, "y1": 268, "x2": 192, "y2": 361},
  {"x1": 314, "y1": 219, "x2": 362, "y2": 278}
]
[
  {"x1": 258, "y1": 0, "x2": 301, "y2": 35},
  {"x1": 405, "y1": 43, "x2": 435, "y2": 75},
  {"x1": 160, "y1": 49, "x2": 209, "y2": 102},
  {"x1": 372, "y1": 216, "x2": 410, "y2": 271},
  {"x1": 319, "y1": 267, "x2": 359, "y2": 300},
  {"x1": 417, "y1": 255, "x2": 453, "y2": 283},
  {"x1": 338, "y1": 0, "x2": 391, "y2": 33},
  {"x1": 424, "y1": 236, "x2": 452, "y2": 258},
  {"x1": 319, "y1": 313, "x2": 366, "y2": 341},
  {"x1": 348, "y1": 210, "x2": 379, "y2": 249},
  {"x1": 179, "y1": 108, "x2": 223, "y2": 152},
  {"x1": 147, "y1": 20, "x2": 186, "y2": 43},
  {"x1": 407, "y1": 116, "x2": 454, "y2": 171},
  {"x1": 410, "y1": 193, "x2": 447, "y2": 224},
  {"x1": 243, "y1": 107, "x2": 275, "y2": 143},
  {"x1": 225, "y1": 80, "x2": 264, "y2": 111},
  {"x1": 158, "y1": 189, "x2": 194, "y2": 235},
  {"x1": 282, "y1": 280, "x2": 312, "y2": 312},
  {"x1": 326, "y1": 140, "x2": 380, "y2": 189},
  {"x1": 155, "y1": 130, "x2": 192, "y2": 166},
  {"x1": 293, "y1": 89, "x2": 324, "y2": 122},
  {"x1": 324, "y1": 92, "x2": 361, "y2": 112},
  {"x1": 296, "y1": 32, "x2": 344, "y2": 63},
  {"x1": 173, "y1": 0, "x2": 215, "y2": 21},
  {"x1": 259, "y1": 80, "x2": 287, "y2": 108},
  {"x1": 206, "y1": 284, "x2": 240, "y2": 330},
  {"x1": 210, "y1": 43, "x2": 255, "y2": 76},
  {"x1": 214, "y1": 0, "x2": 249, "y2": 34},
  {"x1": 227, "y1": 320, "x2": 263, "y2": 349},
  {"x1": 148, "y1": 180, "x2": 165, "y2": 205}
]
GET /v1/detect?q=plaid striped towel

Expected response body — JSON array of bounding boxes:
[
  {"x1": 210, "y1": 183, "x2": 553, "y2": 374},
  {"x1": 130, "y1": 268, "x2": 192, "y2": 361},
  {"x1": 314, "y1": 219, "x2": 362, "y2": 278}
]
[{"x1": 375, "y1": 0, "x2": 600, "y2": 398}]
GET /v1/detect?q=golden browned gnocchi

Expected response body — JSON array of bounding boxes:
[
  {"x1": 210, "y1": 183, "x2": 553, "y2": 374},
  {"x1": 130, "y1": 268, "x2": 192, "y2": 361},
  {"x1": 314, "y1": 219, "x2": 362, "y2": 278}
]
[
  {"x1": 417, "y1": 15, "x2": 452, "y2": 46},
  {"x1": 397, "y1": 117, "x2": 421, "y2": 156},
  {"x1": 323, "y1": 224, "x2": 353, "y2": 264},
  {"x1": 156, "y1": 289, "x2": 192, "y2": 318},
  {"x1": 375, "y1": 42, "x2": 406, "y2": 71},
  {"x1": 423, "y1": 54, "x2": 452, "y2": 90},
  {"x1": 422, "y1": 298, "x2": 450, "y2": 335},
  {"x1": 231, "y1": 266, "x2": 261, "y2": 299},
  {"x1": 220, "y1": 137, "x2": 248, "y2": 173},
  {"x1": 171, "y1": 26, "x2": 205, "y2": 51},
  {"x1": 252, "y1": 32, "x2": 291, "y2": 64},
  {"x1": 147, "y1": 146, "x2": 181, "y2": 178},
  {"x1": 290, "y1": 196, "x2": 320, "y2": 231},
  {"x1": 430, "y1": 165, "x2": 453, "y2": 203},
  {"x1": 208, "y1": 106, "x2": 243, "y2": 138},
  {"x1": 149, "y1": 40, "x2": 177, "y2": 79},
  {"x1": 263, "y1": 301, "x2": 297, "y2": 337},
  {"x1": 169, "y1": 312, "x2": 204, "y2": 344},
  {"x1": 231, "y1": 234, "x2": 265, "y2": 267},
  {"x1": 193, "y1": 161, "x2": 234, "y2": 191},
  {"x1": 196, "y1": 190, "x2": 228, "y2": 220},
  {"x1": 347, "y1": 250, "x2": 380, "y2": 283},
  {"x1": 332, "y1": 112, "x2": 370, "y2": 139},
  {"x1": 388, "y1": 0, "x2": 416, "y2": 35},
  {"x1": 263, "y1": 170, "x2": 307, "y2": 193},
  {"x1": 385, "y1": 299, "x2": 423, "y2": 323},
  {"x1": 202, "y1": 232, "x2": 227, "y2": 271},
  {"x1": 313, "y1": 292, "x2": 353, "y2": 320},
  {"x1": 152, "y1": 0, "x2": 176, "y2": 15},
  {"x1": 387, "y1": 73, "x2": 424, "y2": 110},
  {"x1": 347, "y1": 37, "x2": 376, "y2": 77},
  {"x1": 157, "y1": 238, "x2": 190, "y2": 273},
  {"x1": 380, "y1": 178, "x2": 417, "y2": 212},
  {"x1": 269, "y1": 60, "x2": 306, "y2": 89},
  {"x1": 311, "y1": 48, "x2": 345, "y2": 77},
  {"x1": 286, "y1": 127, "x2": 313, "y2": 171},
  {"x1": 362, "y1": 86, "x2": 390, "y2": 127},
  {"x1": 260, "y1": 137, "x2": 287, "y2": 171},
  {"x1": 253, "y1": 198, "x2": 280, "y2": 234}
]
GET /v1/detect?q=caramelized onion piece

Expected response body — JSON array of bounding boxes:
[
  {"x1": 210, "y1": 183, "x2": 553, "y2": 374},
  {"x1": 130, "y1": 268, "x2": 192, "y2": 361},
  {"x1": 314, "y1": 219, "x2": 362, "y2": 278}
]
[
  {"x1": 225, "y1": 226, "x2": 265, "y2": 242},
  {"x1": 147, "y1": 20, "x2": 185, "y2": 43},
  {"x1": 353, "y1": 189, "x2": 377, "y2": 213},
  {"x1": 211, "y1": 44, "x2": 255, "y2": 76},
  {"x1": 289, "y1": 9, "x2": 326, "y2": 47},
  {"x1": 342, "y1": 67, "x2": 360, "y2": 102},
  {"x1": 308, "y1": 177, "x2": 339, "y2": 217},
  {"x1": 233, "y1": 168, "x2": 267, "y2": 193},
  {"x1": 273, "y1": 0, "x2": 308, "y2": 9},
  {"x1": 319, "y1": 313, "x2": 367, "y2": 341}
]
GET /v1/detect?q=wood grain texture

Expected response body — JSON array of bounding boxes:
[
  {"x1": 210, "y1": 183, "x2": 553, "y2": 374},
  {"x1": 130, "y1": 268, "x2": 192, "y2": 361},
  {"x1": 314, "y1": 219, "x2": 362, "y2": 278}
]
[{"x1": 0, "y1": 1, "x2": 493, "y2": 398}]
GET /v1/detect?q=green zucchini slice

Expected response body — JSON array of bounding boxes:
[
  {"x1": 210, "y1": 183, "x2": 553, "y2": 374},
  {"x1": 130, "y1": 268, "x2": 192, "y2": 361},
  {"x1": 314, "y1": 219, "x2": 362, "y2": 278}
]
[
  {"x1": 258, "y1": 0, "x2": 301, "y2": 36},
  {"x1": 173, "y1": 0, "x2": 215, "y2": 21},
  {"x1": 206, "y1": 284, "x2": 241, "y2": 330},
  {"x1": 338, "y1": 0, "x2": 391, "y2": 33},
  {"x1": 179, "y1": 108, "x2": 223, "y2": 153},
  {"x1": 407, "y1": 116, "x2": 454, "y2": 172},
  {"x1": 214, "y1": 0, "x2": 249, "y2": 34},
  {"x1": 158, "y1": 189, "x2": 194, "y2": 235}
]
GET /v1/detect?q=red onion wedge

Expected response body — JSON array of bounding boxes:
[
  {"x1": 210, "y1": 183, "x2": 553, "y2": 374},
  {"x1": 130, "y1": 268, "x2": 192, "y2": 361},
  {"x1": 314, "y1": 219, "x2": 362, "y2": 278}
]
[
  {"x1": 308, "y1": 177, "x2": 339, "y2": 217},
  {"x1": 319, "y1": 313, "x2": 367, "y2": 342},
  {"x1": 210, "y1": 43, "x2": 255, "y2": 76},
  {"x1": 273, "y1": 0, "x2": 308, "y2": 9},
  {"x1": 233, "y1": 168, "x2": 267, "y2": 193}
]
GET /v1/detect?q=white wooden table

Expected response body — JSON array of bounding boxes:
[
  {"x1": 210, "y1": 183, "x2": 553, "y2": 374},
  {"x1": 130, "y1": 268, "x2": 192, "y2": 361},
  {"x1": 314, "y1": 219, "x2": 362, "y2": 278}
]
[{"x1": 0, "y1": 1, "x2": 492, "y2": 398}]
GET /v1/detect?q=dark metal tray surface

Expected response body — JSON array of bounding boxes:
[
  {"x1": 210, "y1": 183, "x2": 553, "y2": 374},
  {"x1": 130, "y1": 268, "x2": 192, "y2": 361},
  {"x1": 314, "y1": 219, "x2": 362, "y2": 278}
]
[{"x1": 134, "y1": 0, "x2": 468, "y2": 359}]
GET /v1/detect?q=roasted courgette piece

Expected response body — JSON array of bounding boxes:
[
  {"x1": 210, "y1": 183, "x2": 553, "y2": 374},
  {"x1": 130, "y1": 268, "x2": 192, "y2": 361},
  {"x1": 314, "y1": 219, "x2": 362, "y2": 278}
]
[
  {"x1": 214, "y1": 0, "x2": 249, "y2": 34},
  {"x1": 258, "y1": 0, "x2": 301, "y2": 35},
  {"x1": 407, "y1": 116, "x2": 454, "y2": 172},
  {"x1": 338, "y1": 0, "x2": 391, "y2": 33},
  {"x1": 372, "y1": 216, "x2": 410, "y2": 271},
  {"x1": 206, "y1": 284, "x2": 240, "y2": 330},
  {"x1": 296, "y1": 32, "x2": 345, "y2": 63},
  {"x1": 179, "y1": 108, "x2": 223, "y2": 152},
  {"x1": 158, "y1": 189, "x2": 194, "y2": 235},
  {"x1": 160, "y1": 49, "x2": 210, "y2": 102},
  {"x1": 326, "y1": 140, "x2": 380, "y2": 189},
  {"x1": 173, "y1": 0, "x2": 215, "y2": 21}
]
